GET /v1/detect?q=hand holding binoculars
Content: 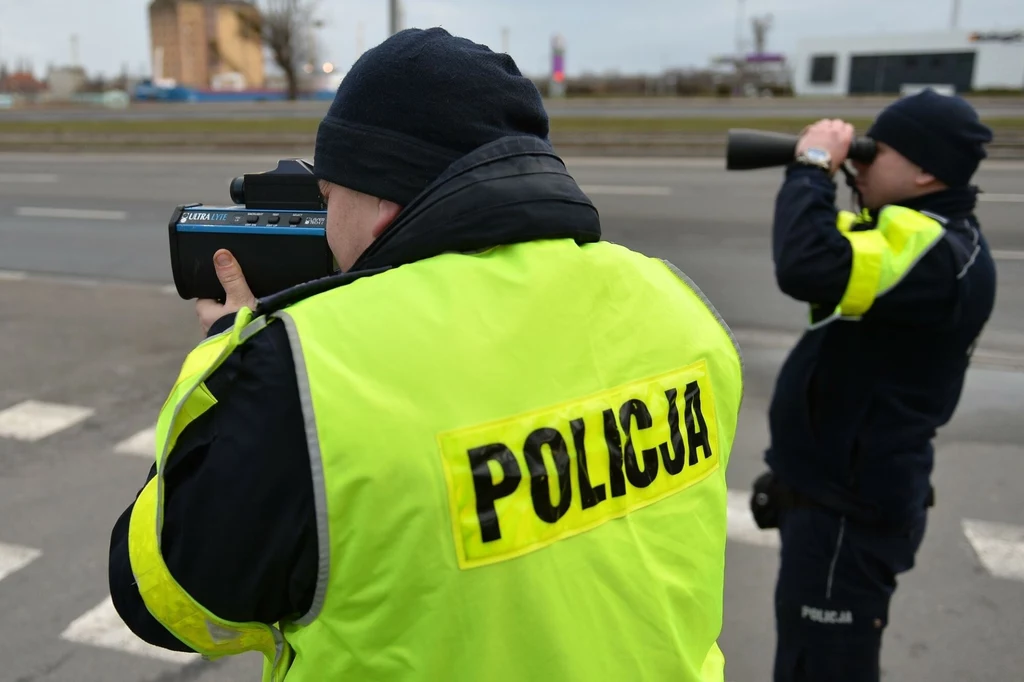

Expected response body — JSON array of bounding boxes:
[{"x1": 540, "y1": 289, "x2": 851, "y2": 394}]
[{"x1": 726, "y1": 128, "x2": 877, "y2": 171}]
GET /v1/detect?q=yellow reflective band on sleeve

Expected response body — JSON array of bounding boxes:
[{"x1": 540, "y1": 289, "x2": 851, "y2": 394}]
[
  {"x1": 438, "y1": 359, "x2": 720, "y2": 570},
  {"x1": 835, "y1": 206, "x2": 946, "y2": 317},
  {"x1": 128, "y1": 476, "x2": 287, "y2": 665},
  {"x1": 837, "y1": 229, "x2": 887, "y2": 316},
  {"x1": 836, "y1": 209, "x2": 863, "y2": 234},
  {"x1": 128, "y1": 307, "x2": 293, "y2": 681},
  {"x1": 153, "y1": 309, "x2": 259, "y2": 471}
]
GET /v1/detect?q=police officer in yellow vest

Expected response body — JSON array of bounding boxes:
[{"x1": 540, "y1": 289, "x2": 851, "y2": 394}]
[{"x1": 108, "y1": 28, "x2": 744, "y2": 681}]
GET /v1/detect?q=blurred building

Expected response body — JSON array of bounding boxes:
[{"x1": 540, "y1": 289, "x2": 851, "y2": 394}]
[
  {"x1": 708, "y1": 14, "x2": 793, "y2": 97},
  {"x1": 793, "y1": 29, "x2": 1024, "y2": 96},
  {"x1": 46, "y1": 66, "x2": 88, "y2": 99},
  {"x1": 0, "y1": 67, "x2": 45, "y2": 96},
  {"x1": 148, "y1": 0, "x2": 265, "y2": 90}
]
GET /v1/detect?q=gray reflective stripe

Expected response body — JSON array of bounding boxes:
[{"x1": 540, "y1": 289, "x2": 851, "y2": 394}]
[
  {"x1": 659, "y1": 258, "x2": 745, "y2": 413},
  {"x1": 659, "y1": 258, "x2": 744, "y2": 365},
  {"x1": 240, "y1": 315, "x2": 269, "y2": 342},
  {"x1": 275, "y1": 310, "x2": 331, "y2": 627},
  {"x1": 919, "y1": 209, "x2": 949, "y2": 225},
  {"x1": 825, "y1": 516, "x2": 847, "y2": 600},
  {"x1": 205, "y1": 620, "x2": 242, "y2": 643},
  {"x1": 271, "y1": 626, "x2": 288, "y2": 671},
  {"x1": 956, "y1": 224, "x2": 981, "y2": 281},
  {"x1": 808, "y1": 305, "x2": 841, "y2": 331}
]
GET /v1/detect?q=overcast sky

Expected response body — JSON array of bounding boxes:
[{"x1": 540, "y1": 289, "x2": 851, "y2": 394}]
[{"x1": 1, "y1": 0, "x2": 1023, "y2": 79}]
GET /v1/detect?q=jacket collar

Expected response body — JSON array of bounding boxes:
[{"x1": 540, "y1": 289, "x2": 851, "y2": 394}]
[
  {"x1": 351, "y1": 135, "x2": 602, "y2": 271},
  {"x1": 257, "y1": 136, "x2": 601, "y2": 315},
  {"x1": 867, "y1": 185, "x2": 981, "y2": 224}
]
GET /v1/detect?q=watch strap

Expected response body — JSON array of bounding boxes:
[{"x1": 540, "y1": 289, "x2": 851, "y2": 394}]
[{"x1": 795, "y1": 148, "x2": 832, "y2": 172}]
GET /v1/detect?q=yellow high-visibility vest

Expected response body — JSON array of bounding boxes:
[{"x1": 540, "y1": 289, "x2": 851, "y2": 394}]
[{"x1": 127, "y1": 237, "x2": 744, "y2": 681}]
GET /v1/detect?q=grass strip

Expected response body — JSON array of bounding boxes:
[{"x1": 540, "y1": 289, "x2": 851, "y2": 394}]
[{"x1": 1, "y1": 116, "x2": 1022, "y2": 136}]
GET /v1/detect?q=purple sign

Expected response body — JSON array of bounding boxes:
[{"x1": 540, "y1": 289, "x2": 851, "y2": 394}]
[{"x1": 745, "y1": 53, "x2": 785, "y2": 63}]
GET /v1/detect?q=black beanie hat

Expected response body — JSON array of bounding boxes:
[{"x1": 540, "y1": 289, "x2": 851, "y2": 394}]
[
  {"x1": 313, "y1": 27, "x2": 551, "y2": 205},
  {"x1": 865, "y1": 89, "x2": 993, "y2": 188}
]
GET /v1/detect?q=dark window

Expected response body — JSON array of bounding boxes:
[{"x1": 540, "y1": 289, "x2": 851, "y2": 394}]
[
  {"x1": 848, "y1": 51, "x2": 976, "y2": 94},
  {"x1": 810, "y1": 55, "x2": 836, "y2": 84}
]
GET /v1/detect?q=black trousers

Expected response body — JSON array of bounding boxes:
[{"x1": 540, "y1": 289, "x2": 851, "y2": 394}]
[{"x1": 772, "y1": 506, "x2": 928, "y2": 682}]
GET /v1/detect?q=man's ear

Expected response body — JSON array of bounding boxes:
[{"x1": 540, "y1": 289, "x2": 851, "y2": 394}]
[
  {"x1": 371, "y1": 199, "x2": 403, "y2": 238},
  {"x1": 915, "y1": 170, "x2": 943, "y2": 188}
]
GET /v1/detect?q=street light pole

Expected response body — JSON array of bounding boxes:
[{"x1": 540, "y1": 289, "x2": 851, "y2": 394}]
[
  {"x1": 951, "y1": 0, "x2": 961, "y2": 29},
  {"x1": 389, "y1": 0, "x2": 401, "y2": 35}
]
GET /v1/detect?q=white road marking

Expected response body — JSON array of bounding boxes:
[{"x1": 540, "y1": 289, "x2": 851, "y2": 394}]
[
  {"x1": 61, "y1": 597, "x2": 200, "y2": 664},
  {"x1": 566, "y1": 157, "x2": 726, "y2": 169},
  {"x1": 962, "y1": 519, "x2": 1024, "y2": 582},
  {"x1": 727, "y1": 488, "x2": 780, "y2": 548},
  {"x1": 0, "y1": 173, "x2": 57, "y2": 183},
  {"x1": 114, "y1": 426, "x2": 156, "y2": 458},
  {"x1": 991, "y1": 250, "x2": 1024, "y2": 261},
  {"x1": 15, "y1": 206, "x2": 127, "y2": 221},
  {"x1": 732, "y1": 328, "x2": 800, "y2": 350},
  {"x1": 0, "y1": 542, "x2": 42, "y2": 583},
  {"x1": 0, "y1": 400, "x2": 95, "y2": 442},
  {"x1": 979, "y1": 193, "x2": 1024, "y2": 203},
  {"x1": 580, "y1": 184, "x2": 673, "y2": 196},
  {"x1": 0, "y1": 270, "x2": 169, "y2": 293},
  {"x1": 563, "y1": 157, "x2": 1024, "y2": 172}
]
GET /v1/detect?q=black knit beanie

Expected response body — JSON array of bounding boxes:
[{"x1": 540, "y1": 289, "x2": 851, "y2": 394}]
[
  {"x1": 866, "y1": 89, "x2": 993, "y2": 188},
  {"x1": 313, "y1": 27, "x2": 551, "y2": 205}
]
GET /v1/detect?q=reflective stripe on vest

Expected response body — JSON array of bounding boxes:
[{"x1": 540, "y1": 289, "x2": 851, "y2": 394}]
[
  {"x1": 812, "y1": 206, "x2": 946, "y2": 328},
  {"x1": 127, "y1": 309, "x2": 293, "y2": 682}
]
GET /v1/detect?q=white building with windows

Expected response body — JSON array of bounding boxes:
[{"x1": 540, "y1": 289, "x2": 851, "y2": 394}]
[{"x1": 791, "y1": 29, "x2": 1024, "y2": 96}]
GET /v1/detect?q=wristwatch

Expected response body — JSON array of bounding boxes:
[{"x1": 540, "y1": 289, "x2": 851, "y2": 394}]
[{"x1": 795, "y1": 147, "x2": 832, "y2": 172}]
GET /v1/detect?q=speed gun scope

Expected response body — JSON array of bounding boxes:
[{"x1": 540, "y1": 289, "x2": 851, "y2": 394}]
[
  {"x1": 725, "y1": 128, "x2": 878, "y2": 171},
  {"x1": 168, "y1": 159, "x2": 336, "y2": 301}
]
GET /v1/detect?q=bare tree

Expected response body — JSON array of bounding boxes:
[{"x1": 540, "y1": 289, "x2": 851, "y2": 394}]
[{"x1": 238, "y1": 0, "x2": 324, "y2": 101}]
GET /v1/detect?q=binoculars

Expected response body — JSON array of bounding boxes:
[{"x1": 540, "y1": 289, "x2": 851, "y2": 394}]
[{"x1": 726, "y1": 129, "x2": 878, "y2": 171}]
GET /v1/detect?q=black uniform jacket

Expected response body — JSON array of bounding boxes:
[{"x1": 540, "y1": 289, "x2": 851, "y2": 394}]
[
  {"x1": 765, "y1": 165, "x2": 996, "y2": 528},
  {"x1": 108, "y1": 135, "x2": 603, "y2": 650}
]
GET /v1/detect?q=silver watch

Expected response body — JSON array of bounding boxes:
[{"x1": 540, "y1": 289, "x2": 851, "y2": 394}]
[{"x1": 795, "y1": 147, "x2": 832, "y2": 172}]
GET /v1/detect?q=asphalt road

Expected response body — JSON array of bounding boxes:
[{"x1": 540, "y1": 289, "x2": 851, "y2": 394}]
[
  {"x1": 1, "y1": 152, "x2": 1023, "y2": 682},
  {"x1": 2, "y1": 96, "x2": 1022, "y2": 122}
]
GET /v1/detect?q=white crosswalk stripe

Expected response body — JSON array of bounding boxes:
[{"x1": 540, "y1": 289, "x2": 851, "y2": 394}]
[
  {"x1": 60, "y1": 597, "x2": 200, "y2": 664},
  {"x1": 114, "y1": 426, "x2": 157, "y2": 458},
  {"x1": 20, "y1": 487, "x2": 1024, "y2": 670},
  {"x1": 0, "y1": 400, "x2": 94, "y2": 442},
  {"x1": 0, "y1": 387, "x2": 1020, "y2": 670},
  {"x1": 962, "y1": 519, "x2": 1024, "y2": 582},
  {"x1": 0, "y1": 541, "x2": 42, "y2": 583}
]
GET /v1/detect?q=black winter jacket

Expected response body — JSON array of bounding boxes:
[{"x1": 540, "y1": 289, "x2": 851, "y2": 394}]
[
  {"x1": 108, "y1": 136, "x2": 602, "y2": 650},
  {"x1": 765, "y1": 164, "x2": 997, "y2": 528}
]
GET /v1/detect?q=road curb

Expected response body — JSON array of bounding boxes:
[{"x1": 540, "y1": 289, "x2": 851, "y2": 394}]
[{"x1": 1, "y1": 130, "x2": 1023, "y2": 159}]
